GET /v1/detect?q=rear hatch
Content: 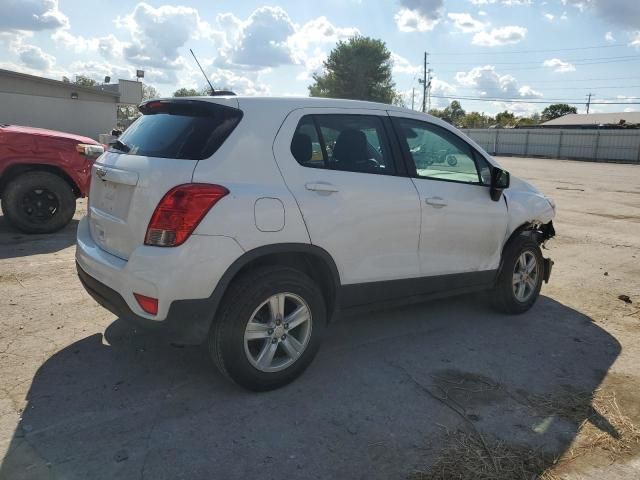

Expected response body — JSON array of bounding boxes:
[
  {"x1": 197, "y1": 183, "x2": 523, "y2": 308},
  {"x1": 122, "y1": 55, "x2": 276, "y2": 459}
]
[{"x1": 88, "y1": 98, "x2": 242, "y2": 259}]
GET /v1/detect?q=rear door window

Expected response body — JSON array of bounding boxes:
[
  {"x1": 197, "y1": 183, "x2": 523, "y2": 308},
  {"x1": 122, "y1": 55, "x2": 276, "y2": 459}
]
[
  {"x1": 290, "y1": 114, "x2": 396, "y2": 175},
  {"x1": 113, "y1": 100, "x2": 242, "y2": 160}
]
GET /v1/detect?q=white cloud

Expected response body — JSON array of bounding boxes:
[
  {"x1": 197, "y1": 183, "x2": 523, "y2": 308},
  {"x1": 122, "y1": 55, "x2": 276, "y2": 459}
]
[
  {"x1": 605, "y1": 31, "x2": 615, "y2": 42},
  {"x1": 632, "y1": 32, "x2": 640, "y2": 48},
  {"x1": 288, "y1": 16, "x2": 358, "y2": 59},
  {"x1": 391, "y1": 52, "x2": 421, "y2": 75},
  {"x1": 472, "y1": 26, "x2": 527, "y2": 46},
  {"x1": 448, "y1": 13, "x2": 486, "y2": 32},
  {"x1": 116, "y1": 2, "x2": 212, "y2": 69},
  {"x1": 395, "y1": 8, "x2": 440, "y2": 32},
  {"x1": 0, "y1": 0, "x2": 68, "y2": 31},
  {"x1": 395, "y1": 0, "x2": 444, "y2": 32},
  {"x1": 469, "y1": 0, "x2": 531, "y2": 4},
  {"x1": 18, "y1": 44, "x2": 55, "y2": 70},
  {"x1": 455, "y1": 65, "x2": 542, "y2": 99},
  {"x1": 544, "y1": 13, "x2": 555, "y2": 21},
  {"x1": 4, "y1": 33, "x2": 55, "y2": 73},
  {"x1": 215, "y1": 9, "x2": 359, "y2": 78},
  {"x1": 223, "y1": 7, "x2": 295, "y2": 68},
  {"x1": 543, "y1": 58, "x2": 576, "y2": 72},
  {"x1": 561, "y1": 0, "x2": 592, "y2": 12},
  {"x1": 208, "y1": 68, "x2": 270, "y2": 96}
]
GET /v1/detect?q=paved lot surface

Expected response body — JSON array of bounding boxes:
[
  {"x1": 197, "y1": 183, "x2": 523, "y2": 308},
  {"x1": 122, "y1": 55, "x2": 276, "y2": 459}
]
[{"x1": 1, "y1": 157, "x2": 639, "y2": 479}]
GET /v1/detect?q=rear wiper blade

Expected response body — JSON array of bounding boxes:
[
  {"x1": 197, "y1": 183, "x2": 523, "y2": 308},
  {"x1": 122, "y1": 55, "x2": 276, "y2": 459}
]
[{"x1": 111, "y1": 139, "x2": 130, "y2": 153}]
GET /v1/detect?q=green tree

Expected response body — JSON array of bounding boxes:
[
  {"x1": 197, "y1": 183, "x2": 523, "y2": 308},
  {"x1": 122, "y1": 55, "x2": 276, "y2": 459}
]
[
  {"x1": 309, "y1": 36, "x2": 399, "y2": 104},
  {"x1": 73, "y1": 75, "x2": 98, "y2": 87},
  {"x1": 173, "y1": 87, "x2": 206, "y2": 97},
  {"x1": 516, "y1": 113, "x2": 541, "y2": 127},
  {"x1": 440, "y1": 101, "x2": 466, "y2": 126},
  {"x1": 427, "y1": 108, "x2": 446, "y2": 119},
  {"x1": 461, "y1": 111, "x2": 488, "y2": 128},
  {"x1": 495, "y1": 110, "x2": 516, "y2": 127},
  {"x1": 541, "y1": 103, "x2": 577, "y2": 122}
]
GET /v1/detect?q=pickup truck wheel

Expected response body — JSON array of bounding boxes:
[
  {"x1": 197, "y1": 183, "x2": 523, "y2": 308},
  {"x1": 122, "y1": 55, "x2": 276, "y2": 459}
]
[
  {"x1": 208, "y1": 266, "x2": 326, "y2": 391},
  {"x1": 492, "y1": 236, "x2": 544, "y2": 314},
  {"x1": 2, "y1": 172, "x2": 76, "y2": 234}
]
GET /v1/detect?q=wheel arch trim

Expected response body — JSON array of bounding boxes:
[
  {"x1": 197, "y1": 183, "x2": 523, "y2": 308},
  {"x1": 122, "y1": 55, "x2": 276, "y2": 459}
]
[{"x1": 208, "y1": 243, "x2": 342, "y2": 325}]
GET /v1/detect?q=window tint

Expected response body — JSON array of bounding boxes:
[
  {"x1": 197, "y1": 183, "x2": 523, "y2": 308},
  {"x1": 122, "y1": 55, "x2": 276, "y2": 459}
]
[
  {"x1": 290, "y1": 116, "x2": 325, "y2": 168},
  {"x1": 396, "y1": 118, "x2": 480, "y2": 184},
  {"x1": 114, "y1": 100, "x2": 242, "y2": 160},
  {"x1": 290, "y1": 115, "x2": 395, "y2": 175}
]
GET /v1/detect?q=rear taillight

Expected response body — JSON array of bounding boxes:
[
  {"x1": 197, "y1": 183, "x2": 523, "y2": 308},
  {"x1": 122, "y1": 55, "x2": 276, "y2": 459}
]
[{"x1": 145, "y1": 184, "x2": 229, "y2": 247}]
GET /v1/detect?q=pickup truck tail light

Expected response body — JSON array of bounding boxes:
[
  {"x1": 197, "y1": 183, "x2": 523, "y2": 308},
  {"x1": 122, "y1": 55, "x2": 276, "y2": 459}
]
[
  {"x1": 76, "y1": 143, "x2": 104, "y2": 159},
  {"x1": 145, "y1": 184, "x2": 229, "y2": 247}
]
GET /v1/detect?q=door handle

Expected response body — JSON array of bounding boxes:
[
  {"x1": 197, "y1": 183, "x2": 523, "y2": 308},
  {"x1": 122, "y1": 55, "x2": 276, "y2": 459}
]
[
  {"x1": 305, "y1": 182, "x2": 339, "y2": 193},
  {"x1": 425, "y1": 196, "x2": 447, "y2": 208}
]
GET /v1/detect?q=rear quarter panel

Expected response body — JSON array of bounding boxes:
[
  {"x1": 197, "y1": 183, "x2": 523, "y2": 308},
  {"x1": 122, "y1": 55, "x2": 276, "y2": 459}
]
[{"x1": 191, "y1": 101, "x2": 311, "y2": 251}]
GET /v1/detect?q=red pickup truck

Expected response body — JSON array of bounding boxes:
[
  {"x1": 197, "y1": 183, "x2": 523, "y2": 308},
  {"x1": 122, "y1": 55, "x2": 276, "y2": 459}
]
[{"x1": 0, "y1": 124, "x2": 104, "y2": 233}]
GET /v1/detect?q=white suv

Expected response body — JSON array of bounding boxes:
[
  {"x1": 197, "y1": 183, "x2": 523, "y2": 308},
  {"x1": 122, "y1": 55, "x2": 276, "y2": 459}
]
[{"x1": 76, "y1": 96, "x2": 556, "y2": 391}]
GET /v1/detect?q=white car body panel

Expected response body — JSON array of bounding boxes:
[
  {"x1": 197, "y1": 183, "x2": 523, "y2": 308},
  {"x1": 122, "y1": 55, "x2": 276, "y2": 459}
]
[{"x1": 273, "y1": 106, "x2": 422, "y2": 284}]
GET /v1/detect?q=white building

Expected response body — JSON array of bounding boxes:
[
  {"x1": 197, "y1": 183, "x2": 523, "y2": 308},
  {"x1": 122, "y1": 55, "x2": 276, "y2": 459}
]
[{"x1": 0, "y1": 69, "x2": 142, "y2": 140}]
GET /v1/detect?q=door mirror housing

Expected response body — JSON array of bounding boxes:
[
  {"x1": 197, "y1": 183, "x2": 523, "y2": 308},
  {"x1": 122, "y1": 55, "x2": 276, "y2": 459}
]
[{"x1": 490, "y1": 167, "x2": 510, "y2": 201}]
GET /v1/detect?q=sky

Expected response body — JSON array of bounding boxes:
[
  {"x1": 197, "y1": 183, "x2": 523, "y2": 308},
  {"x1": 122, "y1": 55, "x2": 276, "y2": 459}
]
[{"x1": 1, "y1": 0, "x2": 640, "y2": 116}]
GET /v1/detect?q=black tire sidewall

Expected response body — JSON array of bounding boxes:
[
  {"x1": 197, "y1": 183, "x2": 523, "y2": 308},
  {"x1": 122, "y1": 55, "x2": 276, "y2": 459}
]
[
  {"x1": 212, "y1": 267, "x2": 326, "y2": 391},
  {"x1": 2, "y1": 172, "x2": 76, "y2": 234},
  {"x1": 495, "y1": 237, "x2": 544, "y2": 314}
]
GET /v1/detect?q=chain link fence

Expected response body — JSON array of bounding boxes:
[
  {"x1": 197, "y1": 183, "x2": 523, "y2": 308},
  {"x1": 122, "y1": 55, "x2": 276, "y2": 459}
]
[{"x1": 461, "y1": 128, "x2": 640, "y2": 163}]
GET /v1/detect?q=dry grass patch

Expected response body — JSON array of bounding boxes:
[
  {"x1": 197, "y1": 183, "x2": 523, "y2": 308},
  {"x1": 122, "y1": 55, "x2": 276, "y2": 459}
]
[{"x1": 411, "y1": 389, "x2": 640, "y2": 480}]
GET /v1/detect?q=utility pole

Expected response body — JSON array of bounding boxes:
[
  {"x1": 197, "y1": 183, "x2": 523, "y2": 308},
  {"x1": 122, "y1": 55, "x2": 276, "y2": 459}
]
[
  {"x1": 411, "y1": 87, "x2": 415, "y2": 111},
  {"x1": 586, "y1": 92, "x2": 593, "y2": 114},
  {"x1": 426, "y1": 68, "x2": 432, "y2": 112},
  {"x1": 418, "y1": 52, "x2": 429, "y2": 113}
]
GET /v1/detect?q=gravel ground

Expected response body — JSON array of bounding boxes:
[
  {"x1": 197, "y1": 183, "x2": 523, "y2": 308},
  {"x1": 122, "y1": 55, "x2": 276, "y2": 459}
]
[{"x1": 0, "y1": 156, "x2": 639, "y2": 479}]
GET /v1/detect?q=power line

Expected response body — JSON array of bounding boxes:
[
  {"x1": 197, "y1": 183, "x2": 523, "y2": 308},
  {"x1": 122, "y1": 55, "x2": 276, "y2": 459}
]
[
  {"x1": 429, "y1": 94, "x2": 640, "y2": 105},
  {"x1": 436, "y1": 57, "x2": 640, "y2": 74},
  {"x1": 434, "y1": 54, "x2": 640, "y2": 66},
  {"x1": 505, "y1": 75, "x2": 639, "y2": 84},
  {"x1": 430, "y1": 43, "x2": 629, "y2": 56}
]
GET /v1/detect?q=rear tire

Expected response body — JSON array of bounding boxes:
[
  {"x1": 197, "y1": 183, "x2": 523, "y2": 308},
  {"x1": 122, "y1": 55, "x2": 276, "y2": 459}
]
[
  {"x1": 208, "y1": 266, "x2": 326, "y2": 391},
  {"x1": 2, "y1": 172, "x2": 76, "y2": 234},
  {"x1": 492, "y1": 236, "x2": 544, "y2": 314}
]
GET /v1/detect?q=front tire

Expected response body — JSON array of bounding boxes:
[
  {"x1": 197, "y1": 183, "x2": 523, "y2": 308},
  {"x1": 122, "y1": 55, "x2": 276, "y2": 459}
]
[
  {"x1": 2, "y1": 172, "x2": 76, "y2": 234},
  {"x1": 208, "y1": 266, "x2": 326, "y2": 391},
  {"x1": 492, "y1": 236, "x2": 544, "y2": 314}
]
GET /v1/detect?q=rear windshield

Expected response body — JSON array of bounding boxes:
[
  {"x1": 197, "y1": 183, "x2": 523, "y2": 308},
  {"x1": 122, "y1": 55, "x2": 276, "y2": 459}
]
[{"x1": 113, "y1": 100, "x2": 242, "y2": 160}]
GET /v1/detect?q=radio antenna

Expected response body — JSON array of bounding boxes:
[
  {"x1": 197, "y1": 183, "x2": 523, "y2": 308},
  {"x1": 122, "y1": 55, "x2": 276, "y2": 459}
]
[{"x1": 190, "y1": 48, "x2": 215, "y2": 95}]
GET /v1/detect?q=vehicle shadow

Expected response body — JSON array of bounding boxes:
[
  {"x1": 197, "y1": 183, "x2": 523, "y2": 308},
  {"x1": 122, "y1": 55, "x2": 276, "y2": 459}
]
[
  {"x1": 0, "y1": 215, "x2": 78, "y2": 259},
  {"x1": 0, "y1": 295, "x2": 621, "y2": 480}
]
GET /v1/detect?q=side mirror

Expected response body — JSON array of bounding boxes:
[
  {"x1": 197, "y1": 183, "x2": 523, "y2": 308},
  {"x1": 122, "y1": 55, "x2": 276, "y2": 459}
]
[{"x1": 490, "y1": 167, "x2": 510, "y2": 201}]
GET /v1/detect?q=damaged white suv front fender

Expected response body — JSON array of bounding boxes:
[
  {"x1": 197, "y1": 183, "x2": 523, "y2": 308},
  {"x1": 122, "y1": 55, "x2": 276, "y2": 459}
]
[{"x1": 504, "y1": 175, "x2": 556, "y2": 238}]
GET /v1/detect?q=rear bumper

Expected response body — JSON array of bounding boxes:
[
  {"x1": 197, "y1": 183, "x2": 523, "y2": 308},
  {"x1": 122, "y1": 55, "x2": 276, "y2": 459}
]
[
  {"x1": 77, "y1": 262, "x2": 215, "y2": 344},
  {"x1": 75, "y1": 215, "x2": 245, "y2": 344}
]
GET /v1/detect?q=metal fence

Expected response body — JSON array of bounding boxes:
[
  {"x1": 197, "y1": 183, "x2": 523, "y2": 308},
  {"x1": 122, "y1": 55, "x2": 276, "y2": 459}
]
[{"x1": 461, "y1": 128, "x2": 640, "y2": 163}]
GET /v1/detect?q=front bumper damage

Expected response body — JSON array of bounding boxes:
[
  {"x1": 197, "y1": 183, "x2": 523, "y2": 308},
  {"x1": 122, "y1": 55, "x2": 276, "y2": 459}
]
[{"x1": 537, "y1": 221, "x2": 556, "y2": 284}]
